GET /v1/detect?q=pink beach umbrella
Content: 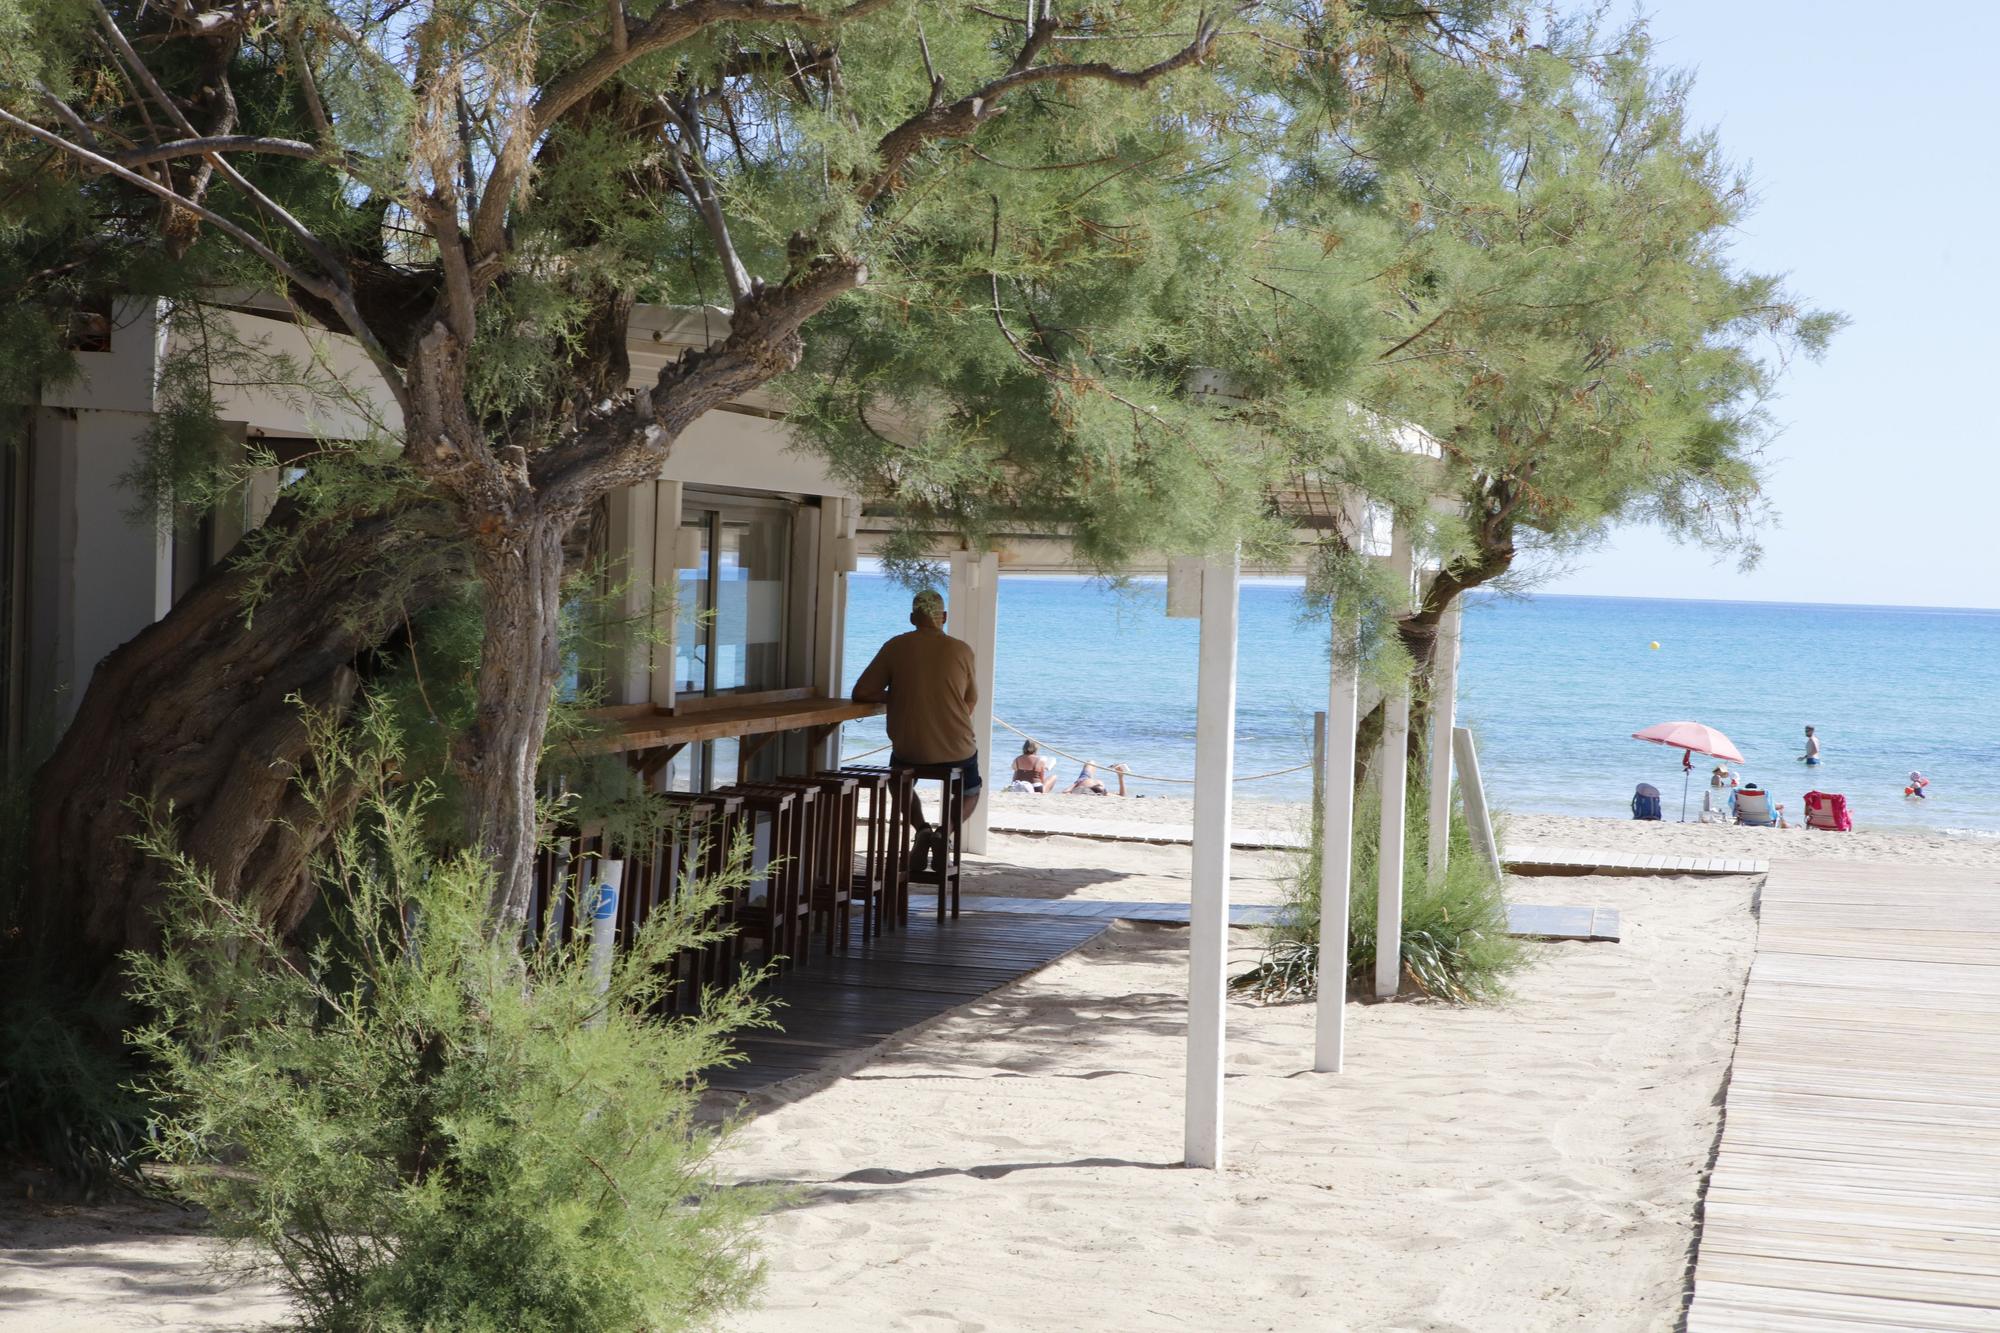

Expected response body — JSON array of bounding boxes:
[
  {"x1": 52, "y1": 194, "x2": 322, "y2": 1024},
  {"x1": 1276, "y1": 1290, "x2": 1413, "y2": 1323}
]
[{"x1": 1631, "y1": 721, "x2": 1746, "y2": 822}]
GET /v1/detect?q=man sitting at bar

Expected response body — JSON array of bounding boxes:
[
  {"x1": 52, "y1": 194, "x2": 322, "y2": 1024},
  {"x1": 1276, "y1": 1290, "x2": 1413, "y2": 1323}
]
[{"x1": 852, "y1": 588, "x2": 981, "y2": 869}]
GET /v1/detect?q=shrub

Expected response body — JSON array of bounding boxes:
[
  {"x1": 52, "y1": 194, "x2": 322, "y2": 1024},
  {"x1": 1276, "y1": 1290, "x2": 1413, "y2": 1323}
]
[
  {"x1": 0, "y1": 759, "x2": 157, "y2": 1192},
  {"x1": 126, "y1": 706, "x2": 773, "y2": 1332},
  {"x1": 1234, "y1": 773, "x2": 1526, "y2": 1004}
]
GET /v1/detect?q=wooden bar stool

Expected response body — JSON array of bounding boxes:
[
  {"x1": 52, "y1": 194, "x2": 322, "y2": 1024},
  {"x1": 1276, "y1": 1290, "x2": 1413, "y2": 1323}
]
[
  {"x1": 714, "y1": 784, "x2": 809, "y2": 969},
  {"x1": 896, "y1": 763, "x2": 965, "y2": 921},
  {"x1": 716, "y1": 780, "x2": 816, "y2": 964},
  {"x1": 658, "y1": 791, "x2": 743, "y2": 1010},
  {"x1": 764, "y1": 774, "x2": 859, "y2": 951},
  {"x1": 838, "y1": 764, "x2": 916, "y2": 929},
  {"x1": 730, "y1": 782, "x2": 822, "y2": 959},
  {"x1": 823, "y1": 768, "x2": 891, "y2": 943}
]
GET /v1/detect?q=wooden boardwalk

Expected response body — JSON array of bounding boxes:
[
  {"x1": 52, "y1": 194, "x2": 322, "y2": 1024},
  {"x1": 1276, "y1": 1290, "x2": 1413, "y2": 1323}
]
[
  {"x1": 712, "y1": 908, "x2": 1110, "y2": 1095},
  {"x1": 1505, "y1": 844, "x2": 1768, "y2": 877},
  {"x1": 961, "y1": 894, "x2": 1620, "y2": 942},
  {"x1": 987, "y1": 812, "x2": 1306, "y2": 850},
  {"x1": 1687, "y1": 859, "x2": 2000, "y2": 1330}
]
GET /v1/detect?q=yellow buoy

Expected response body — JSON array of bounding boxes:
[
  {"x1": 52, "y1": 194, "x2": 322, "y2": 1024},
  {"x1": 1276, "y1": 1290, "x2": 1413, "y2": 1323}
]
[{"x1": 1650, "y1": 641, "x2": 1660, "y2": 651}]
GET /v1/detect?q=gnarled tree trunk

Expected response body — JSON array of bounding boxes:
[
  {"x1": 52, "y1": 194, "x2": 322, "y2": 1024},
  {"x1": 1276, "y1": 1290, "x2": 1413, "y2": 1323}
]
[{"x1": 24, "y1": 498, "x2": 462, "y2": 993}]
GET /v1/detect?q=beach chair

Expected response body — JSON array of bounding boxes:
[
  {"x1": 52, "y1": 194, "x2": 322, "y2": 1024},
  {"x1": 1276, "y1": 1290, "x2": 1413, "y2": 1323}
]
[
  {"x1": 1732, "y1": 786, "x2": 1776, "y2": 827},
  {"x1": 1804, "y1": 790, "x2": 1852, "y2": 831},
  {"x1": 1631, "y1": 783, "x2": 1663, "y2": 821}
]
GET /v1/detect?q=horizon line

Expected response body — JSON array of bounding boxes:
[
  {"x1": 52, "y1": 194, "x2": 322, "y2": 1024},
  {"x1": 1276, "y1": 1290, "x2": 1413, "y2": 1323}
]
[{"x1": 847, "y1": 566, "x2": 2000, "y2": 615}]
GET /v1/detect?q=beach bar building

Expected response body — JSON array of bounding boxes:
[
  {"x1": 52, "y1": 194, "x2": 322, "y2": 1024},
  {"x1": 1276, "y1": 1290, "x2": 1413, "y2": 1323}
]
[{"x1": 13, "y1": 295, "x2": 1480, "y2": 1169}]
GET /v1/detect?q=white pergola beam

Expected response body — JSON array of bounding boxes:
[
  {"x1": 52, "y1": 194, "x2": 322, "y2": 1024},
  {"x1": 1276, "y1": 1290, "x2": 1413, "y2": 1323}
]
[{"x1": 1184, "y1": 550, "x2": 1240, "y2": 1169}]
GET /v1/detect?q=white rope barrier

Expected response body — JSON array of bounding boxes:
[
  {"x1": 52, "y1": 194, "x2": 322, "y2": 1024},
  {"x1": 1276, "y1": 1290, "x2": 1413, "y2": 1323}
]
[{"x1": 843, "y1": 715, "x2": 1313, "y2": 786}]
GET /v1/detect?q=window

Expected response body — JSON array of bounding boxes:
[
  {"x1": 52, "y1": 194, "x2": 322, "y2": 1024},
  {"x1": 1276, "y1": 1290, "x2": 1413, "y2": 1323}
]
[
  {"x1": 674, "y1": 499, "x2": 791, "y2": 698},
  {"x1": 670, "y1": 494, "x2": 796, "y2": 790}
]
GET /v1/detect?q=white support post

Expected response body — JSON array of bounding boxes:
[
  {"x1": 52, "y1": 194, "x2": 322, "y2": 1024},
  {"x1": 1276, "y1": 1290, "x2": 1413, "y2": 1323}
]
[
  {"x1": 649, "y1": 480, "x2": 684, "y2": 708},
  {"x1": 1314, "y1": 625, "x2": 1360, "y2": 1073},
  {"x1": 1185, "y1": 549, "x2": 1240, "y2": 1169},
  {"x1": 947, "y1": 551, "x2": 1000, "y2": 854},
  {"x1": 1426, "y1": 598, "x2": 1463, "y2": 881},
  {"x1": 1374, "y1": 524, "x2": 1413, "y2": 1001},
  {"x1": 1453, "y1": 726, "x2": 1502, "y2": 878},
  {"x1": 605, "y1": 482, "x2": 656, "y2": 705}
]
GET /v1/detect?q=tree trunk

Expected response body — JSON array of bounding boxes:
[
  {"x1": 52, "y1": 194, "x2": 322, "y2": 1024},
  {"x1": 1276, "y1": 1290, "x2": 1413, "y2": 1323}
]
[
  {"x1": 22, "y1": 498, "x2": 461, "y2": 992},
  {"x1": 464, "y1": 514, "x2": 569, "y2": 932},
  {"x1": 1352, "y1": 513, "x2": 1518, "y2": 788}
]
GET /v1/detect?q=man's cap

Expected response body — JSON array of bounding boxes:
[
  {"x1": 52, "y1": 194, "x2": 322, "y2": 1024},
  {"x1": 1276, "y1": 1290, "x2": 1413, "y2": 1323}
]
[{"x1": 912, "y1": 588, "x2": 946, "y2": 622}]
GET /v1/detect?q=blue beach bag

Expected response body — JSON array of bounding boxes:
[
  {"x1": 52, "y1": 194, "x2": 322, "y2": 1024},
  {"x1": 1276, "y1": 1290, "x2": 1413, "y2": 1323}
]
[{"x1": 1631, "y1": 783, "x2": 1663, "y2": 821}]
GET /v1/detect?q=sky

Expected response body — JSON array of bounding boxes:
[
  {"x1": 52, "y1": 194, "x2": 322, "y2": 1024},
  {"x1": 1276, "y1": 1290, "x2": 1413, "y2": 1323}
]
[{"x1": 1534, "y1": 3, "x2": 2000, "y2": 609}]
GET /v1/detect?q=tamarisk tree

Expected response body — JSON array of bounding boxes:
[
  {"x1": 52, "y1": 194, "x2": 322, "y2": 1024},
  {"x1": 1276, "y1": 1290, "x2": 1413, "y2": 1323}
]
[
  {"x1": 1, "y1": 0, "x2": 1500, "y2": 969},
  {"x1": 1290, "y1": 20, "x2": 1839, "y2": 745}
]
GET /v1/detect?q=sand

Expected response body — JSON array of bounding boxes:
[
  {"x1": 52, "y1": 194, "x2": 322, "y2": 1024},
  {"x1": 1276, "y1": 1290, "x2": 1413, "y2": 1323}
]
[
  {"x1": 717, "y1": 859, "x2": 1755, "y2": 1333},
  {"x1": 1507, "y1": 810, "x2": 2000, "y2": 869},
  {"x1": 15, "y1": 809, "x2": 1994, "y2": 1328}
]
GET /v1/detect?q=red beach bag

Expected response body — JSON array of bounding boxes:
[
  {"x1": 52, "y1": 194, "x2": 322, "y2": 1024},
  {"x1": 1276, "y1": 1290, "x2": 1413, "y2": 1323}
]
[{"x1": 1803, "y1": 790, "x2": 1852, "y2": 832}]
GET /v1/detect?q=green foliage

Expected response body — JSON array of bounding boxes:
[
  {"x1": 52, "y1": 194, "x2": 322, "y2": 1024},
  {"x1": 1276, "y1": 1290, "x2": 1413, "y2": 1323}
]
[
  {"x1": 1234, "y1": 763, "x2": 1525, "y2": 1004},
  {"x1": 125, "y1": 705, "x2": 774, "y2": 1331},
  {"x1": 0, "y1": 759, "x2": 157, "y2": 1191},
  {"x1": 0, "y1": 974, "x2": 154, "y2": 1191}
]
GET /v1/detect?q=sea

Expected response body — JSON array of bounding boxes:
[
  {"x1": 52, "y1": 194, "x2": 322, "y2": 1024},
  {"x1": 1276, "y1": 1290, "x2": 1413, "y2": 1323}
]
[{"x1": 839, "y1": 575, "x2": 2000, "y2": 836}]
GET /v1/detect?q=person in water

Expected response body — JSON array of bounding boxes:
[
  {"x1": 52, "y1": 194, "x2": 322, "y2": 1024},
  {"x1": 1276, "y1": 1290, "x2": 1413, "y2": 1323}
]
[
  {"x1": 1907, "y1": 770, "x2": 1930, "y2": 800},
  {"x1": 1799, "y1": 726, "x2": 1822, "y2": 765}
]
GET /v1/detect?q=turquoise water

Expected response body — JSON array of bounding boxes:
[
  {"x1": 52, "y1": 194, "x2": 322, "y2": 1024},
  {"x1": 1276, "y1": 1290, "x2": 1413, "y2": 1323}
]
[{"x1": 839, "y1": 576, "x2": 2000, "y2": 835}]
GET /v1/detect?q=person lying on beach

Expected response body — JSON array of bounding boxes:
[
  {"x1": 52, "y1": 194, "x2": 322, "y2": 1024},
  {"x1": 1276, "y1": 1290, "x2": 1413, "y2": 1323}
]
[{"x1": 1067, "y1": 762, "x2": 1129, "y2": 797}]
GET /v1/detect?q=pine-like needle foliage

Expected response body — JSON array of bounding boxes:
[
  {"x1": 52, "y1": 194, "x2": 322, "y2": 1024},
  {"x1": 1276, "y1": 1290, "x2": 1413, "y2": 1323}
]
[
  {"x1": 126, "y1": 705, "x2": 773, "y2": 1332},
  {"x1": 1234, "y1": 774, "x2": 1525, "y2": 1005}
]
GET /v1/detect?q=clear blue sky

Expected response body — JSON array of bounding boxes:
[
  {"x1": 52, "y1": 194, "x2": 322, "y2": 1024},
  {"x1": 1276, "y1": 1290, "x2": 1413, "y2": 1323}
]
[{"x1": 1538, "y1": 3, "x2": 2000, "y2": 610}]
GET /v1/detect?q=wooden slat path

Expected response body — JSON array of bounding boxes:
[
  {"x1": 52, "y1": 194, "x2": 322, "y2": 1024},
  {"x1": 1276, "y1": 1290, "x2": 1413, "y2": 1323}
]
[
  {"x1": 1505, "y1": 844, "x2": 1769, "y2": 877},
  {"x1": 1687, "y1": 859, "x2": 2000, "y2": 1331},
  {"x1": 986, "y1": 812, "x2": 1307, "y2": 851},
  {"x1": 712, "y1": 908, "x2": 1109, "y2": 1095},
  {"x1": 960, "y1": 894, "x2": 1621, "y2": 942},
  {"x1": 959, "y1": 895, "x2": 1287, "y2": 927}
]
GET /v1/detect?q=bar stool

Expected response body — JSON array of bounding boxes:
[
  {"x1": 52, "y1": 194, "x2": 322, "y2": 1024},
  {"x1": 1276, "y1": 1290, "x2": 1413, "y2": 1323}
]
[
  {"x1": 824, "y1": 768, "x2": 892, "y2": 942},
  {"x1": 657, "y1": 791, "x2": 744, "y2": 1010},
  {"x1": 707, "y1": 785, "x2": 799, "y2": 970},
  {"x1": 896, "y1": 762, "x2": 965, "y2": 921},
  {"x1": 715, "y1": 783, "x2": 812, "y2": 969},
  {"x1": 763, "y1": 774, "x2": 859, "y2": 951},
  {"x1": 838, "y1": 764, "x2": 916, "y2": 928}
]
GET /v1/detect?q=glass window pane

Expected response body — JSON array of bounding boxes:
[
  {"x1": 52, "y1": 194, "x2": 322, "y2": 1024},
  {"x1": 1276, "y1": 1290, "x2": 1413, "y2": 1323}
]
[
  {"x1": 713, "y1": 512, "x2": 789, "y2": 693},
  {"x1": 674, "y1": 517, "x2": 711, "y2": 697}
]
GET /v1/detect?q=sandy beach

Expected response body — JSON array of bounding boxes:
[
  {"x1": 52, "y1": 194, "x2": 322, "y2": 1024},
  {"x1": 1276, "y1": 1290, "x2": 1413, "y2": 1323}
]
[{"x1": 9, "y1": 810, "x2": 1998, "y2": 1329}]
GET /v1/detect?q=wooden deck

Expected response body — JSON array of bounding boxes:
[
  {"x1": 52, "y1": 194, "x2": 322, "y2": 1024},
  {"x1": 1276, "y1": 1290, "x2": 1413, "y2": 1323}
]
[
  {"x1": 960, "y1": 894, "x2": 1620, "y2": 942},
  {"x1": 711, "y1": 907, "x2": 1110, "y2": 1095},
  {"x1": 986, "y1": 812, "x2": 1307, "y2": 851},
  {"x1": 1687, "y1": 859, "x2": 2000, "y2": 1330},
  {"x1": 1505, "y1": 844, "x2": 1769, "y2": 877}
]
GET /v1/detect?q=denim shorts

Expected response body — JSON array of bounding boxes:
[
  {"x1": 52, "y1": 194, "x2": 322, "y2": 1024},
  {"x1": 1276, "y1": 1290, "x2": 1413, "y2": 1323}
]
[{"x1": 891, "y1": 753, "x2": 983, "y2": 794}]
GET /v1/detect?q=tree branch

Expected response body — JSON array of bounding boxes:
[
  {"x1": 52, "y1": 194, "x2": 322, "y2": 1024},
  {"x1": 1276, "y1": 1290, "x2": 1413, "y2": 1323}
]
[
  {"x1": 469, "y1": 0, "x2": 899, "y2": 265},
  {"x1": 657, "y1": 96, "x2": 753, "y2": 303},
  {"x1": 0, "y1": 106, "x2": 335, "y2": 304},
  {"x1": 110, "y1": 133, "x2": 321, "y2": 168},
  {"x1": 858, "y1": 13, "x2": 1218, "y2": 206}
]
